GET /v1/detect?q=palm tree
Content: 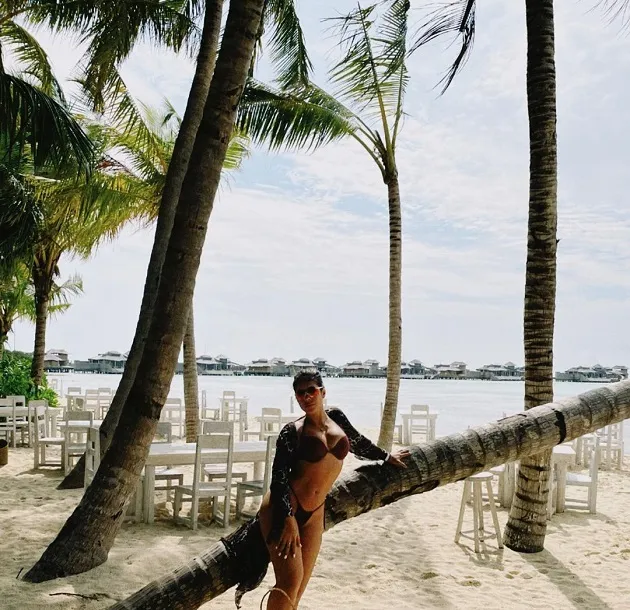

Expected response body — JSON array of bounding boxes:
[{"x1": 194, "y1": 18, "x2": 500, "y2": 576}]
[
  {"x1": 0, "y1": 11, "x2": 93, "y2": 171},
  {"x1": 410, "y1": 0, "x2": 558, "y2": 552},
  {"x1": 59, "y1": 0, "x2": 311, "y2": 487},
  {"x1": 237, "y1": 0, "x2": 413, "y2": 450},
  {"x1": 0, "y1": 261, "x2": 82, "y2": 358},
  {"x1": 24, "y1": 0, "x2": 267, "y2": 582}
]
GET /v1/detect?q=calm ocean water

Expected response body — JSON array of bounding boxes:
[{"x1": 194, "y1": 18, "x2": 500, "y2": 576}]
[{"x1": 49, "y1": 374, "x2": 624, "y2": 444}]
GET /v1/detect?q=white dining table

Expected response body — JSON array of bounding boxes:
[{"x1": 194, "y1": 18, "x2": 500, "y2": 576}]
[
  {"x1": 143, "y1": 440, "x2": 268, "y2": 523},
  {"x1": 401, "y1": 413, "x2": 439, "y2": 445}
]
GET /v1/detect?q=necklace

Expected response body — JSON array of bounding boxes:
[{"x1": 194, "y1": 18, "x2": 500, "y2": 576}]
[{"x1": 308, "y1": 417, "x2": 328, "y2": 434}]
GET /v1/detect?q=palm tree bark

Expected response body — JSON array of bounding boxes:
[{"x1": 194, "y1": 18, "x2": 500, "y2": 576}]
[
  {"x1": 23, "y1": 0, "x2": 265, "y2": 582},
  {"x1": 378, "y1": 172, "x2": 403, "y2": 451},
  {"x1": 183, "y1": 302, "x2": 199, "y2": 442},
  {"x1": 57, "y1": 0, "x2": 224, "y2": 489},
  {"x1": 30, "y1": 259, "x2": 56, "y2": 386},
  {"x1": 503, "y1": 0, "x2": 558, "y2": 553},
  {"x1": 111, "y1": 381, "x2": 630, "y2": 609}
]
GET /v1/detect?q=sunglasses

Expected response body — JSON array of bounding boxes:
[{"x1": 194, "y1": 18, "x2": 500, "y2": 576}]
[{"x1": 295, "y1": 386, "x2": 323, "y2": 398}]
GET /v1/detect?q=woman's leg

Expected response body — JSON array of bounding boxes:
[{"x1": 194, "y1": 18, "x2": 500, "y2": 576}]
[
  {"x1": 295, "y1": 503, "x2": 325, "y2": 606},
  {"x1": 259, "y1": 495, "x2": 304, "y2": 609}
]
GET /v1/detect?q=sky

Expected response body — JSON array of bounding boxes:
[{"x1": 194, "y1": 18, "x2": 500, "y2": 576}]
[{"x1": 8, "y1": 0, "x2": 630, "y2": 370}]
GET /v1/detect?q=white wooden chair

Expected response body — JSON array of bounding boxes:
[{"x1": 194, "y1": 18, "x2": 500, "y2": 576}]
[
  {"x1": 408, "y1": 404, "x2": 431, "y2": 444},
  {"x1": 244, "y1": 407, "x2": 283, "y2": 440},
  {"x1": 236, "y1": 434, "x2": 277, "y2": 519},
  {"x1": 560, "y1": 437, "x2": 600, "y2": 514},
  {"x1": 200, "y1": 420, "x2": 248, "y2": 486},
  {"x1": 7, "y1": 395, "x2": 30, "y2": 446},
  {"x1": 152, "y1": 422, "x2": 184, "y2": 503},
  {"x1": 32, "y1": 400, "x2": 64, "y2": 469},
  {"x1": 200, "y1": 390, "x2": 220, "y2": 421},
  {"x1": 63, "y1": 410, "x2": 94, "y2": 474},
  {"x1": 84, "y1": 426, "x2": 101, "y2": 487},
  {"x1": 160, "y1": 398, "x2": 184, "y2": 439},
  {"x1": 66, "y1": 386, "x2": 83, "y2": 409},
  {"x1": 97, "y1": 387, "x2": 112, "y2": 396},
  {"x1": 597, "y1": 422, "x2": 624, "y2": 470},
  {"x1": 84, "y1": 389, "x2": 100, "y2": 417},
  {"x1": 0, "y1": 397, "x2": 17, "y2": 447},
  {"x1": 173, "y1": 424, "x2": 234, "y2": 529}
]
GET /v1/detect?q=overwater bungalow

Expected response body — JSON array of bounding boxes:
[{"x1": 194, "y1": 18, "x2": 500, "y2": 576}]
[
  {"x1": 43, "y1": 349, "x2": 73, "y2": 372},
  {"x1": 74, "y1": 350, "x2": 127, "y2": 374},
  {"x1": 244, "y1": 357, "x2": 289, "y2": 376},
  {"x1": 555, "y1": 364, "x2": 627, "y2": 383},
  {"x1": 477, "y1": 362, "x2": 524, "y2": 381}
]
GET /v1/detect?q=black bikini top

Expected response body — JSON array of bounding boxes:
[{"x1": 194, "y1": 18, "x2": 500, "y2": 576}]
[{"x1": 296, "y1": 433, "x2": 350, "y2": 462}]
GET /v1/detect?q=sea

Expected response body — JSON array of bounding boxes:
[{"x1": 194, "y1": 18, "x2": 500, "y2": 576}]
[{"x1": 48, "y1": 374, "x2": 628, "y2": 447}]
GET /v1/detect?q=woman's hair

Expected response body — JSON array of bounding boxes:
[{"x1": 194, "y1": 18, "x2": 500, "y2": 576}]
[{"x1": 292, "y1": 368, "x2": 324, "y2": 390}]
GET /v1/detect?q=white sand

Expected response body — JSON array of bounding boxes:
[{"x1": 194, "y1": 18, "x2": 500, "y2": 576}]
[{"x1": 2, "y1": 442, "x2": 630, "y2": 610}]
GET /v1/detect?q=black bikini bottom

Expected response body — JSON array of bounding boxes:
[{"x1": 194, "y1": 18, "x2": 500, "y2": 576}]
[{"x1": 289, "y1": 483, "x2": 325, "y2": 527}]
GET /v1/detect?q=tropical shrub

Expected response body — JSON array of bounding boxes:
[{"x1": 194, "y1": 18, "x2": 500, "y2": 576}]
[{"x1": 0, "y1": 351, "x2": 58, "y2": 406}]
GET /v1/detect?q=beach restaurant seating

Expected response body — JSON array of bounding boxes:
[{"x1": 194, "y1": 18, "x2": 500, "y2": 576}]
[
  {"x1": 173, "y1": 423, "x2": 235, "y2": 530},
  {"x1": 201, "y1": 420, "x2": 248, "y2": 487},
  {"x1": 408, "y1": 404, "x2": 433, "y2": 443},
  {"x1": 65, "y1": 386, "x2": 83, "y2": 409},
  {"x1": 32, "y1": 400, "x2": 64, "y2": 469},
  {"x1": 244, "y1": 407, "x2": 283, "y2": 441},
  {"x1": 563, "y1": 436, "x2": 601, "y2": 514},
  {"x1": 160, "y1": 398, "x2": 184, "y2": 439},
  {"x1": 84, "y1": 426, "x2": 101, "y2": 487},
  {"x1": 152, "y1": 422, "x2": 184, "y2": 504},
  {"x1": 236, "y1": 434, "x2": 277, "y2": 519},
  {"x1": 455, "y1": 472, "x2": 503, "y2": 553},
  {"x1": 200, "y1": 390, "x2": 220, "y2": 421},
  {"x1": 0, "y1": 397, "x2": 18, "y2": 447},
  {"x1": 63, "y1": 410, "x2": 94, "y2": 474},
  {"x1": 597, "y1": 422, "x2": 624, "y2": 470}
]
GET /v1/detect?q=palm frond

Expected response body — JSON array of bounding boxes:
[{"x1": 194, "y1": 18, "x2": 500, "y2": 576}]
[
  {"x1": 410, "y1": 0, "x2": 476, "y2": 94},
  {"x1": 236, "y1": 79, "x2": 359, "y2": 152},
  {"x1": 0, "y1": 20, "x2": 65, "y2": 100},
  {"x1": 264, "y1": 0, "x2": 313, "y2": 89},
  {"x1": 47, "y1": 273, "x2": 83, "y2": 317},
  {"x1": 0, "y1": 73, "x2": 94, "y2": 171},
  {"x1": 223, "y1": 130, "x2": 250, "y2": 171},
  {"x1": 597, "y1": 0, "x2": 630, "y2": 28},
  {"x1": 26, "y1": 0, "x2": 199, "y2": 110}
]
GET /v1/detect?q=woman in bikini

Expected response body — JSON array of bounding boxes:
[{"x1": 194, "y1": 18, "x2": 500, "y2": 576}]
[{"x1": 255, "y1": 368, "x2": 410, "y2": 609}]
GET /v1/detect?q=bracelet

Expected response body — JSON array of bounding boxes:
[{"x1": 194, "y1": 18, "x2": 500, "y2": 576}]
[{"x1": 384, "y1": 453, "x2": 391, "y2": 462}]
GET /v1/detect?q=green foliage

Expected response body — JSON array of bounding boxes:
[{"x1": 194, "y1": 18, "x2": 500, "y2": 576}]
[{"x1": 0, "y1": 351, "x2": 58, "y2": 406}]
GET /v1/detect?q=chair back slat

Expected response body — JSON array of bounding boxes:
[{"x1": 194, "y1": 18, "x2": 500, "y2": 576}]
[
  {"x1": 84, "y1": 427, "x2": 101, "y2": 487},
  {"x1": 262, "y1": 434, "x2": 278, "y2": 494}
]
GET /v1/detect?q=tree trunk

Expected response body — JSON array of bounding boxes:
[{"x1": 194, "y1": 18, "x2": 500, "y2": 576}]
[
  {"x1": 503, "y1": 0, "x2": 558, "y2": 553},
  {"x1": 378, "y1": 172, "x2": 403, "y2": 451},
  {"x1": 183, "y1": 301, "x2": 199, "y2": 442},
  {"x1": 57, "y1": 0, "x2": 224, "y2": 490},
  {"x1": 30, "y1": 266, "x2": 54, "y2": 387},
  {"x1": 111, "y1": 381, "x2": 630, "y2": 609},
  {"x1": 23, "y1": 0, "x2": 265, "y2": 583}
]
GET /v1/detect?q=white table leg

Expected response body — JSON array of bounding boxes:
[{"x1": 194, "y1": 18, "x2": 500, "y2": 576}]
[
  {"x1": 144, "y1": 465, "x2": 156, "y2": 523},
  {"x1": 402, "y1": 418, "x2": 410, "y2": 446}
]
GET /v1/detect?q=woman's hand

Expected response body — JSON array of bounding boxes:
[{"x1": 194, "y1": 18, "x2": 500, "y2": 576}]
[
  {"x1": 387, "y1": 448, "x2": 410, "y2": 468},
  {"x1": 275, "y1": 515, "x2": 301, "y2": 560}
]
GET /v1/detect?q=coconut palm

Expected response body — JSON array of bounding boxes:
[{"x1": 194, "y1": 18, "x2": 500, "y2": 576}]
[
  {"x1": 0, "y1": 261, "x2": 83, "y2": 358},
  {"x1": 59, "y1": 0, "x2": 311, "y2": 487},
  {"x1": 411, "y1": 0, "x2": 559, "y2": 552},
  {"x1": 24, "y1": 0, "x2": 267, "y2": 583},
  {"x1": 237, "y1": 0, "x2": 413, "y2": 450},
  {"x1": 0, "y1": 12, "x2": 93, "y2": 171}
]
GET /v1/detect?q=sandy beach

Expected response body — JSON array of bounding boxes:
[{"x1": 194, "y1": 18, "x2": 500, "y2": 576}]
[{"x1": 2, "y1": 438, "x2": 630, "y2": 610}]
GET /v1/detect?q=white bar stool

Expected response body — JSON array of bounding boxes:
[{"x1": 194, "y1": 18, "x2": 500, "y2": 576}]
[{"x1": 455, "y1": 472, "x2": 503, "y2": 553}]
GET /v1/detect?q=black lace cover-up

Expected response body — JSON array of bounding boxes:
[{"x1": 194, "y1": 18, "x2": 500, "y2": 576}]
[{"x1": 221, "y1": 407, "x2": 388, "y2": 607}]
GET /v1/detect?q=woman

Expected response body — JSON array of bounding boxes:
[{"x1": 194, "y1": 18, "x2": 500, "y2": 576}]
[{"x1": 223, "y1": 368, "x2": 409, "y2": 609}]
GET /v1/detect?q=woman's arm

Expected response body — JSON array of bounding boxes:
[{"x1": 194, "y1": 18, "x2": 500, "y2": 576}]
[
  {"x1": 328, "y1": 408, "x2": 389, "y2": 461},
  {"x1": 267, "y1": 422, "x2": 298, "y2": 542}
]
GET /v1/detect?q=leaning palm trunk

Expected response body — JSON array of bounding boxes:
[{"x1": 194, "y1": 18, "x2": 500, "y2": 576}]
[
  {"x1": 378, "y1": 172, "x2": 403, "y2": 450},
  {"x1": 30, "y1": 262, "x2": 56, "y2": 386},
  {"x1": 183, "y1": 302, "x2": 199, "y2": 442},
  {"x1": 503, "y1": 0, "x2": 558, "y2": 553},
  {"x1": 58, "y1": 0, "x2": 224, "y2": 490},
  {"x1": 111, "y1": 381, "x2": 630, "y2": 610},
  {"x1": 23, "y1": 0, "x2": 265, "y2": 582}
]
